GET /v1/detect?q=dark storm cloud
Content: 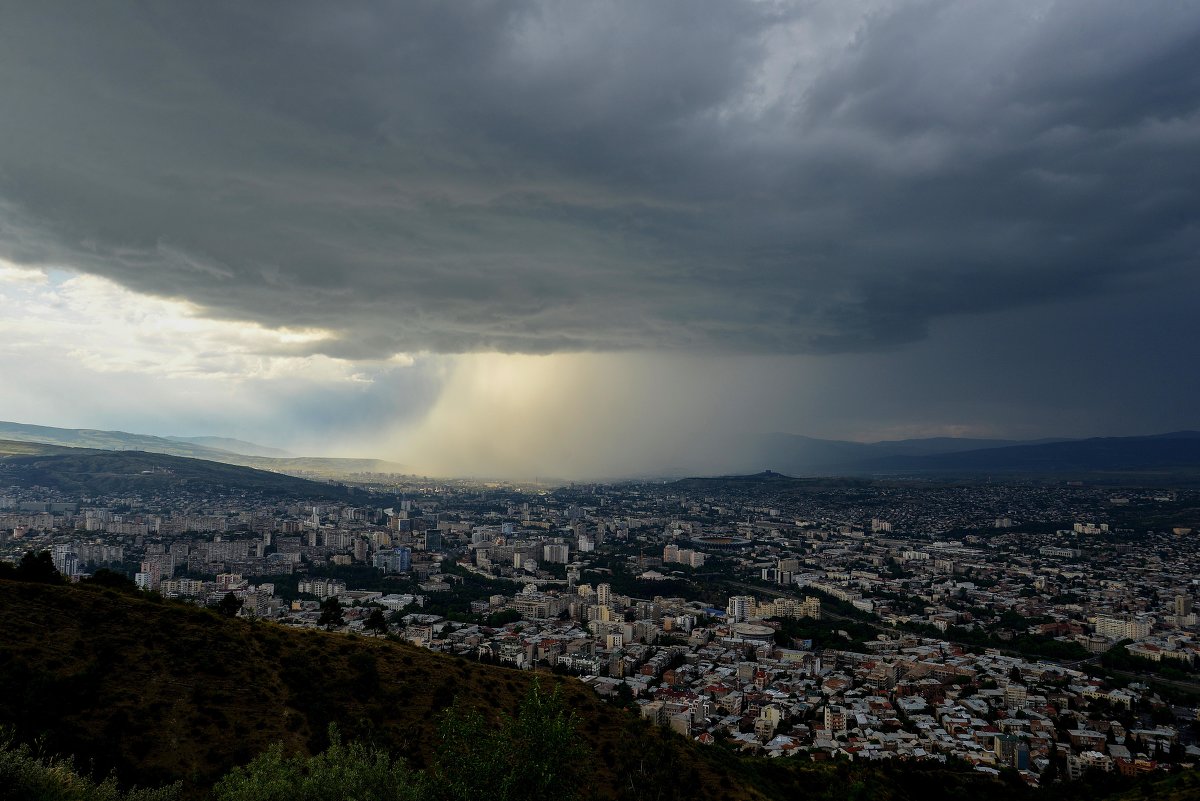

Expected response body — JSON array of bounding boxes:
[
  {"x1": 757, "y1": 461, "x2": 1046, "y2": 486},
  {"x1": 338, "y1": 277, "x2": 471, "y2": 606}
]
[{"x1": 1, "y1": 0, "x2": 1198, "y2": 357}]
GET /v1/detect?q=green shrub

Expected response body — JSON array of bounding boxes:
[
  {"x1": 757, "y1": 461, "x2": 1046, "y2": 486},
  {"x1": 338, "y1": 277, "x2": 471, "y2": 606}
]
[
  {"x1": 0, "y1": 729, "x2": 179, "y2": 801},
  {"x1": 211, "y1": 726, "x2": 426, "y2": 801}
]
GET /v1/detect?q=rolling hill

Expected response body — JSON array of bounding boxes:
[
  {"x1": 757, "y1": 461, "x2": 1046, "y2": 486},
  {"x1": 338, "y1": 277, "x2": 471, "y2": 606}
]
[
  {"x1": 165, "y1": 435, "x2": 295, "y2": 459},
  {"x1": 0, "y1": 440, "x2": 358, "y2": 500},
  {"x1": 0, "y1": 421, "x2": 409, "y2": 478}
]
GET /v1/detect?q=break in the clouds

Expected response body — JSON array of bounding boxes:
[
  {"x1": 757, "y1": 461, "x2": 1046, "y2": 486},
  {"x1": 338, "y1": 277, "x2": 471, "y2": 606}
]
[
  {"x1": 1, "y1": 1, "x2": 1199, "y2": 477},
  {"x1": 2, "y1": 0, "x2": 1198, "y2": 357},
  {"x1": 0, "y1": 260, "x2": 442, "y2": 451}
]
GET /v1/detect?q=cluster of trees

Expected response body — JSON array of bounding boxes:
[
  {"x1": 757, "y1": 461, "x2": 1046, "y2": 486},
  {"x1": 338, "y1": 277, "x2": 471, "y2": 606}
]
[
  {"x1": 768, "y1": 615, "x2": 875, "y2": 652},
  {"x1": 0, "y1": 551, "x2": 144, "y2": 594},
  {"x1": 0, "y1": 550, "x2": 64, "y2": 584},
  {"x1": 1102, "y1": 641, "x2": 1197, "y2": 678},
  {"x1": 897, "y1": 621, "x2": 1089, "y2": 662}
]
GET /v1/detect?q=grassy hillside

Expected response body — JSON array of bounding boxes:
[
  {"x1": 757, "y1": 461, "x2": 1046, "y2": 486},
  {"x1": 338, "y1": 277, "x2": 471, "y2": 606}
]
[
  {"x1": 0, "y1": 580, "x2": 760, "y2": 801},
  {"x1": 0, "y1": 441, "x2": 358, "y2": 500}
]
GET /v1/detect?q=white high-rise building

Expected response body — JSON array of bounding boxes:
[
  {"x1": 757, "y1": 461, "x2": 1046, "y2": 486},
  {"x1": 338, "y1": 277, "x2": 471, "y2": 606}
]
[{"x1": 726, "y1": 595, "x2": 753, "y2": 623}]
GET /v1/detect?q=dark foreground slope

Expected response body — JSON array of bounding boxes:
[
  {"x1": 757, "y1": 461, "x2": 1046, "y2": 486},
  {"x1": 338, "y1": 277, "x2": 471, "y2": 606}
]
[
  {"x1": 1, "y1": 580, "x2": 1195, "y2": 801},
  {"x1": 0, "y1": 580, "x2": 759, "y2": 800}
]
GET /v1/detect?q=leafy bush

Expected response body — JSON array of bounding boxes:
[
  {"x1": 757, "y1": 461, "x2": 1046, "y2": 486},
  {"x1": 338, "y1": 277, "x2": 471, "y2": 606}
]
[
  {"x1": 0, "y1": 729, "x2": 179, "y2": 801},
  {"x1": 432, "y1": 680, "x2": 590, "y2": 801},
  {"x1": 212, "y1": 727, "x2": 425, "y2": 801},
  {"x1": 212, "y1": 682, "x2": 589, "y2": 801}
]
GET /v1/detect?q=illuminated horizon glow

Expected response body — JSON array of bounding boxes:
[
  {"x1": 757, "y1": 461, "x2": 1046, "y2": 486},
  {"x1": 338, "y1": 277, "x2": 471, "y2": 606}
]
[{"x1": 0, "y1": 259, "x2": 1196, "y2": 479}]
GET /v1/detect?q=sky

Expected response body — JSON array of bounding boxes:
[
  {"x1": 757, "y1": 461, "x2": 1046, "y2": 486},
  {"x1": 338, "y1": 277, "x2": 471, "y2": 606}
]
[{"x1": 1, "y1": 1, "x2": 1198, "y2": 478}]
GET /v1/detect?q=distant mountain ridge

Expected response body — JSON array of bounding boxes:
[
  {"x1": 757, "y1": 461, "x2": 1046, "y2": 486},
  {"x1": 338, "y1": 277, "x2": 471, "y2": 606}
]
[
  {"x1": 741, "y1": 431, "x2": 1068, "y2": 475},
  {"x1": 165, "y1": 435, "x2": 294, "y2": 458},
  {"x1": 851, "y1": 432, "x2": 1200, "y2": 476},
  {"x1": 736, "y1": 430, "x2": 1200, "y2": 478},
  {"x1": 0, "y1": 420, "x2": 237, "y2": 461},
  {"x1": 0, "y1": 420, "x2": 408, "y2": 477},
  {"x1": 4, "y1": 420, "x2": 1199, "y2": 482},
  {"x1": 667, "y1": 470, "x2": 871, "y2": 493},
  {"x1": 0, "y1": 440, "x2": 358, "y2": 500}
]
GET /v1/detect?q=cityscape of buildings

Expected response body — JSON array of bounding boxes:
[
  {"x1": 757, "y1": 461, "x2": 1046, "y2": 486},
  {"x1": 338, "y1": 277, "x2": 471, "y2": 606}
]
[{"x1": 3, "y1": 475, "x2": 1200, "y2": 787}]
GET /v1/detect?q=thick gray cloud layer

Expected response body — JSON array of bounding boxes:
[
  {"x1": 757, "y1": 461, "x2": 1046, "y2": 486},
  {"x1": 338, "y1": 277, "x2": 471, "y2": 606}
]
[{"x1": 2, "y1": 1, "x2": 1197, "y2": 358}]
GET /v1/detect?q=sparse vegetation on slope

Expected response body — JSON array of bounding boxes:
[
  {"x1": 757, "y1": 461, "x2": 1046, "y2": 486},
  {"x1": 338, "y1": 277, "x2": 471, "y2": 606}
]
[{"x1": 0, "y1": 728, "x2": 180, "y2": 801}]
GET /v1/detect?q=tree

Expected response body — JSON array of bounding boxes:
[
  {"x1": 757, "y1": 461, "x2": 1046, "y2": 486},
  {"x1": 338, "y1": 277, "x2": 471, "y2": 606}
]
[
  {"x1": 433, "y1": 680, "x2": 590, "y2": 801},
  {"x1": 212, "y1": 725, "x2": 425, "y2": 801},
  {"x1": 615, "y1": 720, "x2": 684, "y2": 801},
  {"x1": 83, "y1": 568, "x2": 137, "y2": 592},
  {"x1": 502, "y1": 681, "x2": 589, "y2": 801},
  {"x1": 485, "y1": 609, "x2": 521, "y2": 627},
  {"x1": 2, "y1": 551, "x2": 64, "y2": 584},
  {"x1": 319, "y1": 596, "x2": 345, "y2": 629},
  {"x1": 365, "y1": 607, "x2": 389, "y2": 636},
  {"x1": 1041, "y1": 748, "x2": 1062, "y2": 785},
  {"x1": 216, "y1": 592, "x2": 243, "y2": 618},
  {"x1": 434, "y1": 701, "x2": 508, "y2": 801}
]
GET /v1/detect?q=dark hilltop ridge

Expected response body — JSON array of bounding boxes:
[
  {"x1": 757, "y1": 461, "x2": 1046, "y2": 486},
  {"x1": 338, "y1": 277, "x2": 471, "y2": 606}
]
[
  {"x1": 749, "y1": 432, "x2": 1200, "y2": 483},
  {"x1": 0, "y1": 439, "x2": 358, "y2": 501},
  {"x1": 2, "y1": 579, "x2": 1200, "y2": 801},
  {"x1": 0, "y1": 420, "x2": 408, "y2": 478},
  {"x1": 8, "y1": 420, "x2": 1200, "y2": 485}
]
